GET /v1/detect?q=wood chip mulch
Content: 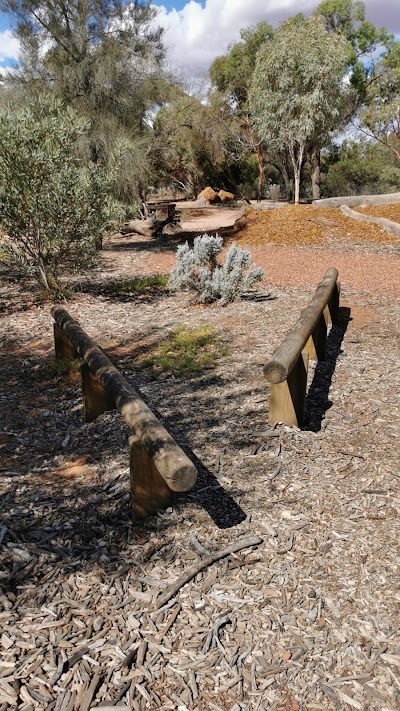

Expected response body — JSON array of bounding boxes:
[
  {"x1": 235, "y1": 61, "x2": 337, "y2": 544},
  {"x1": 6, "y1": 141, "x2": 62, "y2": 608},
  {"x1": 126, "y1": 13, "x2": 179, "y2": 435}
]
[
  {"x1": 356, "y1": 204, "x2": 400, "y2": 223},
  {"x1": 235, "y1": 205, "x2": 399, "y2": 248},
  {"x1": 0, "y1": 214, "x2": 400, "y2": 710}
]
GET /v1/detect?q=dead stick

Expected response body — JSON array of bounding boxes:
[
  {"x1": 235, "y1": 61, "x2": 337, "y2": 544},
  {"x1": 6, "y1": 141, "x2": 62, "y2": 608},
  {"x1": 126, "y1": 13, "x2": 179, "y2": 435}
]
[
  {"x1": 154, "y1": 536, "x2": 263, "y2": 610},
  {"x1": 156, "y1": 603, "x2": 182, "y2": 643}
]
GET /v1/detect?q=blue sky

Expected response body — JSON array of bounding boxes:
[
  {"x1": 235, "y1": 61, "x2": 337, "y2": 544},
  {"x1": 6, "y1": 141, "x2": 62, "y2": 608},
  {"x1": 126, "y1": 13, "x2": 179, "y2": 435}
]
[{"x1": 1, "y1": 1, "x2": 399, "y2": 75}]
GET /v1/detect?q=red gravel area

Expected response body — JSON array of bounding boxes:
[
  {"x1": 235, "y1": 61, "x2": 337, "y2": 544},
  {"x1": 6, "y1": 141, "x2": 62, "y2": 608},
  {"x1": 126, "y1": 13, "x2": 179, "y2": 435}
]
[
  {"x1": 102, "y1": 234, "x2": 400, "y2": 298},
  {"x1": 250, "y1": 245, "x2": 400, "y2": 297}
]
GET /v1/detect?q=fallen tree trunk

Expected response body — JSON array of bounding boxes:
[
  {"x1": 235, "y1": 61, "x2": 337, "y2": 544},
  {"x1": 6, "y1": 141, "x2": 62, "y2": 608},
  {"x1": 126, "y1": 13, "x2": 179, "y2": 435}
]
[
  {"x1": 120, "y1": 215, "x2": 178, "y2": 237},
  {"x1": 119, "y1": 219, "x2": 153, "y2": 237}
]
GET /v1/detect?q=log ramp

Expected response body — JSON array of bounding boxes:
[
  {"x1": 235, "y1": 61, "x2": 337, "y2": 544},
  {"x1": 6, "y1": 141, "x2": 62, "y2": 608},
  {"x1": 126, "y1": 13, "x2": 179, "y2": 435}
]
[
  {"x1": 264, "y1": 268, "x2": 340, "y2": 427},
  {"x1": 51, "y1": 307, "x2": 197, "y2": 520}
]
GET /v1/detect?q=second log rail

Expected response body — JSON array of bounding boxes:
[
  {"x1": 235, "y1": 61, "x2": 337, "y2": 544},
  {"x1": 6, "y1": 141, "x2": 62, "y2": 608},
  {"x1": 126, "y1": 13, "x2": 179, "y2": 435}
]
[
  {"x1": 51, "y1": 307, "x2": 197, "y2": 520},
  {"x1": 264, "y1": 268, "x2": 340, "y2": 427}
]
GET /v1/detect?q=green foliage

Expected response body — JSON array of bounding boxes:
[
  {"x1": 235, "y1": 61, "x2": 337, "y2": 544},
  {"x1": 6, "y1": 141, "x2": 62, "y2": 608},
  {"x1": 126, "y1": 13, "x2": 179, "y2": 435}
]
[
  {"x1": 142, "y1": 325, "x2": 229, "y2": 375},
  {"x1": 169, "y1": 234, "x2": 264, "y2": 305},
  {"x1": 209, "y1": 22, "x2": 274, "y2": 197},
  {"x1": 316, "y1": 0, "x2": 393, "y2": 105},
  {"x1": 0, "y1": 97, "x2": 118, "y2": 294},
  {"x1": 322, "y1": 140, "x2": 400, "y2": 196},
  {"x1": 1, "y1": 0, "x2": 170, "y2": 201},
  {"x1": 151, "y1": 93, "x2": 232, "y2": 197},
  {"x1": 250, "y1": 15, "x2": 350, "y2": 203},
  {"x1": 210, "y1": 22, "x2": 274, "y2": 109},
  {"x1": 360, "y1": 42, "x2": 400, "y2": 161}
]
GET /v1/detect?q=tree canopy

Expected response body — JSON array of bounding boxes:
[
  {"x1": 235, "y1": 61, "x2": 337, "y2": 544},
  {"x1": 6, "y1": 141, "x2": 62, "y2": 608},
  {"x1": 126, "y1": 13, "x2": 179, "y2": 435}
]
[
  {"x1": 0, "y1": 0, "x2": 170, "y2": 199},
  {"x1": 250, "y1": 15, "x2": 350, "y2": 203}
]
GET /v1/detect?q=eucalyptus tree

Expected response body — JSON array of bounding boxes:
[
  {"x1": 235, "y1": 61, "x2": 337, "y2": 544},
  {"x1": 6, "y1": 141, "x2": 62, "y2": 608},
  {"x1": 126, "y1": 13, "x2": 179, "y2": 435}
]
[
  {"x1": 250, "y1": 15, "x2": 350, "y2": 204},
  {"x1": 0, "y1": 0, "x2": 168, "y2": 199},
  {"x1": 209, "y1": 22, "x2": 274, "y2": 198},
  {"x1": 309, "y1": 0, "x2": 394, "y2": 197},
  {"x1": 359, "y1": 42, "x2": 400, "y2": 162},
  {"x1": 151, "y1": 92, "x2": 232, "y2": 197}
]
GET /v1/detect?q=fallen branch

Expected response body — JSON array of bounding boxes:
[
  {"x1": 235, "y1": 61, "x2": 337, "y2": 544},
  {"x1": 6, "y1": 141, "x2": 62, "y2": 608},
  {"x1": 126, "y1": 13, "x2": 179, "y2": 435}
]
[
  {"x1": 156, "y1": 603, "x2": 182, "y2": 643},
  {"x1": 154, "y1": 535, "x2": 263, "y2": 610}
]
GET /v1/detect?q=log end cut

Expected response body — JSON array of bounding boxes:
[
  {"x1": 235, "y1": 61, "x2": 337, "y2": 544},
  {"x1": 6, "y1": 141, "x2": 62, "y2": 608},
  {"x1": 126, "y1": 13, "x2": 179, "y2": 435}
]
[{"x1": 263, "y1": 360, "x2": 288, "y2": 384}]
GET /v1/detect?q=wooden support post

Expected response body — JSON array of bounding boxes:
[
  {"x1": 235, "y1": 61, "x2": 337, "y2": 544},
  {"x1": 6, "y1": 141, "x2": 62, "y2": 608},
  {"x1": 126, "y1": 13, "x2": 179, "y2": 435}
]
[
  {"x1": 268, "y1": 351, "x2": 309, "y2": 427},
  {"x1": 324, "y1": 282, "x2": 340, "y2": 326},
  {"x1": 129, "y1": 435, "x2": 175, "y2": 520},
  {"x1": 305, "y1": 313, "x2": 327, "y2": 361},
  {"x1": 329, "y1": 281, "x2": 340, "y2": 324},
  {"x1": 81, "y1": 363, "x2": 115, "y2": 423},
  {"x1": 54, "y1": 323, "x2": 78, "y2": 362}
]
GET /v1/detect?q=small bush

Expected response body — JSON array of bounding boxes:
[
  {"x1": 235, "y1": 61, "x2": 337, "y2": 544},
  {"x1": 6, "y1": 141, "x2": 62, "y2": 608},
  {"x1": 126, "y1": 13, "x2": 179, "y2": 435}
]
[
  {"x1": 0, "y1": 97, "x2": 119, "y2": 295},
  {"x1": 142, "y1": 325, "x2": 229, "y2": 374},
  {"x1": 169, "y1": 234, "x2": 264, "y2": 304},
  {"x1": 268, "y1": 184, "x2": 281, "y2": 201}
]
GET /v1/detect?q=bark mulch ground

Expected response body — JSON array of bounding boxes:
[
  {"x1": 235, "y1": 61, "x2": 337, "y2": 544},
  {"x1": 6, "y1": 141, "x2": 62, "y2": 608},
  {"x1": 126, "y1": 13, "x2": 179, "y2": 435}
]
[{"x1": 0, "y1": 205, "x2": 399, "y2": 709}]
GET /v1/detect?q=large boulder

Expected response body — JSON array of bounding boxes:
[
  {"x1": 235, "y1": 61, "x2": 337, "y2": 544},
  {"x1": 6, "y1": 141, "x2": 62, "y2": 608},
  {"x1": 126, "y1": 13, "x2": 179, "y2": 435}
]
[
  {"x1": 197, "y1": 186, "x2": 220, "y2": 205},
  {"x1": 218, "y1": 189, "x2": 235, "y2": 202}
]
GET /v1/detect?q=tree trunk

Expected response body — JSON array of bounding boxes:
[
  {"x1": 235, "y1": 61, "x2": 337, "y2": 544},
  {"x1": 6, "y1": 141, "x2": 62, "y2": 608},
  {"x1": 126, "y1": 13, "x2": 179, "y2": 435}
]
[
  {"x1": 289, "y1": 143, "x2": 305, "y2": 205},
  {"x1": 244, "y1": 116, "x2": 264, "y2": 200},
  {"x1": 255, "y1": 142, "x2": 264, "y2": 199},
  {"x1": 310, "y1": 147, "x2": 321, "y2": 200},
  {"x1": 294, "y1": 170, "x2": 300, "y2": 205},
  {"x1": 281, "y1": 164, "x2": 292, "y2": 201}
]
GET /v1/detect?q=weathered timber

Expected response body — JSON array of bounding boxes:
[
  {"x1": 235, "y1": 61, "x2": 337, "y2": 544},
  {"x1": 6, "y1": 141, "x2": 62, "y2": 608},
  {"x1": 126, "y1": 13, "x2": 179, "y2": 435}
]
[
  {"x1": 119, "y1": 219, "x2": 153, "y2": 237},
  {"x1": 54, "y1": 323, "x2": 78, "y2": 361},
  {"x1": 264, "y1": 268, "x2": 340, "y2": 427},
  {"x1": 304, "y1": 313, "x2": 327, "y2": 361},
  {"x1": 268, "y1": 351, "x2": 309, "y2": 427},
  {"x1": 129, "y1": 435, "x2": 175, "y2": 520},
  {"x1": 264, "y1": 268, "x2": 339, "y2": 385},
  {"x1": 120, "y1": 207, "x2": 179, "y2": 237},
  {"x1": 81, "y1": 363, "x2": 115, "y2": 423},
  {"x1": 51, "y1": 307, "x2": 197, "y2": 496}
]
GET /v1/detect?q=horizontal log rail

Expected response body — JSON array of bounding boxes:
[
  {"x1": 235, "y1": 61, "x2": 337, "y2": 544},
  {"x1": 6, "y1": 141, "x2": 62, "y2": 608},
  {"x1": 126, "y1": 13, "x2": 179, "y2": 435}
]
[
  {"x1": 51, "y1": 307, "x2": 197, "y2": 519},
  {"x1": 264, "y1": 268, "x2": 340, "y2": 426}
]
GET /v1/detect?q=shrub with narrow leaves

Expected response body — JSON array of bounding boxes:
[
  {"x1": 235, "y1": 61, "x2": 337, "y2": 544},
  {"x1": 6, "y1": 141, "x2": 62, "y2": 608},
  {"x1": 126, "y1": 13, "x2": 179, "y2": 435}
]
[
  {"x1": 169, "y1": 233, "x2": 264, "y2": 304},
  {"x1": 0, "y1": 97, "x2": 119, "y2": 295}
]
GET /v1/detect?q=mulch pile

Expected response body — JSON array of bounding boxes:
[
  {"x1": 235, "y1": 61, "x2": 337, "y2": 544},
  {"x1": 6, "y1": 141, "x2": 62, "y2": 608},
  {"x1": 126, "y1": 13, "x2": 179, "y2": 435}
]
[
  {"x1": 357, "y1": 204, "x2": 400, "y2": 222},
  {"x1": 235, "y1": 205, "x2": 399, "y2": 247}
]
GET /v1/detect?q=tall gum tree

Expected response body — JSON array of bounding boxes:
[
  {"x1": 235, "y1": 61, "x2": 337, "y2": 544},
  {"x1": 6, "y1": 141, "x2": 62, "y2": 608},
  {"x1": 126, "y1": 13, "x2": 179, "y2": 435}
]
[
  {"x1": 250, "y1": 15, "x2": 350, "y2": 204},
  {"x1": 360, "y1": 42, "x2": 400, "y2": 162},
  {"x1": 310, "y1": 0, "x2": 393, "y2": 198},
  {"x1": 209, "y1": 22, "x2": 274, "y2": 198}
]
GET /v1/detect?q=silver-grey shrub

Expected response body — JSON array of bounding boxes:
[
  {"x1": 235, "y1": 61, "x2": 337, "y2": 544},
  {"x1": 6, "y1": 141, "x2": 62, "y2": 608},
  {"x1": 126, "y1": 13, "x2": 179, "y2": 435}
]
[{"x1": 169, "y1": 234, "x2": 264, "y2": 304}]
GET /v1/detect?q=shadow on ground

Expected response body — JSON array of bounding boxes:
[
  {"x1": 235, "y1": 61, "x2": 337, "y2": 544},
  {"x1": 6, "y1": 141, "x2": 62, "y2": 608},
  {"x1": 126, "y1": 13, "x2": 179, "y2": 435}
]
[
  {"x1": 304, "y1": 306, "x2": 352, "y2": 431},
  {"x1": 0, "y1": 326, "x2": 252, "y2": 593}
]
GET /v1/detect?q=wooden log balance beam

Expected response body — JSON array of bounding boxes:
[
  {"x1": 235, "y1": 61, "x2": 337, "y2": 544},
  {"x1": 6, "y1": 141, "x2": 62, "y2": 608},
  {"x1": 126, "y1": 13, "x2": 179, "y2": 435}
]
[
  {"x1": 51, "y1": 306, "x2": 197, "y2": 520},
  {"x1": 264, "y1": 268, "x2": 340, "y2": 427}
]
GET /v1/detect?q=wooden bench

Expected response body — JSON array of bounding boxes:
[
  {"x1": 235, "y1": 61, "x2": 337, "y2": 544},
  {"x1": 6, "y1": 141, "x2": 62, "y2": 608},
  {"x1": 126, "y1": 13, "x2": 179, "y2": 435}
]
[
  {"x1": 264, "y1": 268, "x2": 340, "y2": 427},
  {"x1": 51, "y1": 307, "x2": 197, "y2": 520}
]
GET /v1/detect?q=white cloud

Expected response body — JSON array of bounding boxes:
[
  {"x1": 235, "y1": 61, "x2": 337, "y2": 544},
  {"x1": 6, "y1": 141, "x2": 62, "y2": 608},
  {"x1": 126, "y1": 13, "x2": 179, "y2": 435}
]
[
  {"x1": 154, "y1": 0, "x2": 400, "y2": 80},
  {"x1": 0, "y1": 30, "x2": 20, "y2": 64}
]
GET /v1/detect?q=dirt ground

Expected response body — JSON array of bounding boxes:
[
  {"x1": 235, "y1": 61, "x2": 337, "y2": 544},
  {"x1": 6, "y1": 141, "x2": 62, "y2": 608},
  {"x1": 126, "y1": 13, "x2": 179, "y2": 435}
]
[{"x1": 0, "y1": 205, "x2": 399, "y2": 710}]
